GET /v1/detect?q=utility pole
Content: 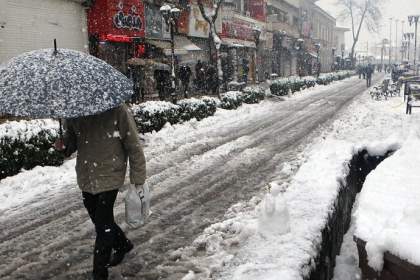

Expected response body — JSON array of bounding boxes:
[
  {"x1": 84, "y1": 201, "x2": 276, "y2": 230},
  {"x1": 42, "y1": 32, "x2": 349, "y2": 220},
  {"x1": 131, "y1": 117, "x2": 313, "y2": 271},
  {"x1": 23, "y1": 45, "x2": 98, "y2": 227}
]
[
  {"x1": 408, "y1": 15, "x2": 420, "y2": 71},
  {"x1": 389, "y1": 18, "x2": 393, "y2": 67},
  {"x1": 401, "y1": 20, "x2": 405, "y2": 61},
  {"x1": 395, "y1": 19, "x2": 399, "y2": 64},
  {"x1": 381, "y1": 39, "x2": 385, "y2": 70}
]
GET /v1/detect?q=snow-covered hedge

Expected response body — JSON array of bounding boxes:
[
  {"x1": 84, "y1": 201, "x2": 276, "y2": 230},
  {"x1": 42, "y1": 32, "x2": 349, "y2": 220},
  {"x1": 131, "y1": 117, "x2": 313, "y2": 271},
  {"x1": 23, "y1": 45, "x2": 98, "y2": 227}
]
[
  {"x1": 0, "y1": 120, "x2": 64, "y2": 180},
  {"x1": 242, "y1": 86, "x2": 266, "y2": 104},
  {"x1": 220, "y1": 87, "x2": 266, "y2": 109},
  {"x1": 131, "y1": 97, "x2": 219, "y2": 133},
  {"x1": 131, "y1": 101, "x2": 181, "y2": 133},
  {"x1": 221, "y1": 91, "x2": 243, "y2": 110},
  {"x1": 178, "y1": 98, "x2": 217, "y2": 121},
  {"x1": 270, "y1": 71, "x2": 355, "y2": 96}
]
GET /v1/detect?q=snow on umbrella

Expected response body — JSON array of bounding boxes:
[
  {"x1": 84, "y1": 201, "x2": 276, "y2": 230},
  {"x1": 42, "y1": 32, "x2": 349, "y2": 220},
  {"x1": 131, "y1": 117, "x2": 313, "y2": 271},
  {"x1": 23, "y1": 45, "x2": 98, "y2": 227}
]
[{"x1": 0, "y1": 47, "x2": 133, "y2": 119}]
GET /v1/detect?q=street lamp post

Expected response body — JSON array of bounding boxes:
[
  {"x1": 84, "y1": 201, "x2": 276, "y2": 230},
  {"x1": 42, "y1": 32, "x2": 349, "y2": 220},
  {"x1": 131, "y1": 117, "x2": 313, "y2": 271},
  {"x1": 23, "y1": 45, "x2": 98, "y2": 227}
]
[
  {"x1": 315, "y1": 42, "x2": 321, "y2": 77},
  {"x1": 341, "y1": 44, "x2": 345, "y2": 70},
  {"x1": 404, "y1": 33, "x2": 414, "y2": 61},
  {"x1": 252, "y1": 26, "x2": 261, "y2": 84},
  {"x1": 331, "y1": 47, "x2": 336, "y2": 71},
  {"x1": 395, "y1": 19, "x2": 399, "y2": 64},
  {"x1": 160, "y1": 4, "x2": 180, "y2": 103},
  {"x1": 389, "y1": 18, "x2": 393, "y2": 67},
  {"x1": 273, "y1": 31, "x2": 286, "y2": 77},
  {"x1": 408, "y1": 15, "x2": 420, "y2": 72}
]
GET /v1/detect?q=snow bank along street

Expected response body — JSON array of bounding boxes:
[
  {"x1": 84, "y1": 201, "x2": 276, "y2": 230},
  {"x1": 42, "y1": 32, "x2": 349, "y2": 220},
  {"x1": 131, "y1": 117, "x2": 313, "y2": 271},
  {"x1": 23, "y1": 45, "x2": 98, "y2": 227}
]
[{"x1": 1, "y1": 74, "x2": 407, "y2": 280}]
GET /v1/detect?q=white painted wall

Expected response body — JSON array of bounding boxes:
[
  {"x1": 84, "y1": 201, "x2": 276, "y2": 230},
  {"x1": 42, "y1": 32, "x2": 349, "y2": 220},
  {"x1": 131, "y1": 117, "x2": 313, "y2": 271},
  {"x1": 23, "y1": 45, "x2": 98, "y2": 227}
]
[{"x1": 0, "y1": 0, "x2": 88, "y2": 63}]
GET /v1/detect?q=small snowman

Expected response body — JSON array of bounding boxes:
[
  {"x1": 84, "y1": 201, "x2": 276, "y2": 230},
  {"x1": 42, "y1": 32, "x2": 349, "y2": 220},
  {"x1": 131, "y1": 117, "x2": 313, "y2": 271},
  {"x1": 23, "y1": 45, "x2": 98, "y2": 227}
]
[{"x1": 258, "y1": 182, "x2": 291, "y2": 236}]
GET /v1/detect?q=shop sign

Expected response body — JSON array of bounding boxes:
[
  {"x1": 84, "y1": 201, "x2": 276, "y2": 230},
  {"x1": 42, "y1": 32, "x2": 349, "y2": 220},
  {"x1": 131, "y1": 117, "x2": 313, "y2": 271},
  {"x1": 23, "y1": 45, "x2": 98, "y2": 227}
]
[
  {"x1": 221, "y1": 19, "x2": 254, "y2": 41},
  {"x1": 145, "y1": 4, "x2": 164, "y2": 39},
  {"x1": 248, "y1": 0, "x2": 266, "y2": 22},
  {"x1": 188, "y1": 4, "x2": 210, "y2": 38},
  {"x1": 88, "y1": 0, "x2": 145, "y2": 38},
  {"x1": 113, "y1": 2, "x2": 143, "y2": 30},
  {"x1": 177, "y1": 9, "x2": 190, "y2": 34}
]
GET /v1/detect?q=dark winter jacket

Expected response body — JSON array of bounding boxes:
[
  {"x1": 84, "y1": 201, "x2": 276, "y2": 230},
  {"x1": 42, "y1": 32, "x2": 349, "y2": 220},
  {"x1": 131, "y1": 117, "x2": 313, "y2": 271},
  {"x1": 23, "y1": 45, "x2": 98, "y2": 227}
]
[{"x1": 64, "y1": 104, "x2": 146, "y2": 194}]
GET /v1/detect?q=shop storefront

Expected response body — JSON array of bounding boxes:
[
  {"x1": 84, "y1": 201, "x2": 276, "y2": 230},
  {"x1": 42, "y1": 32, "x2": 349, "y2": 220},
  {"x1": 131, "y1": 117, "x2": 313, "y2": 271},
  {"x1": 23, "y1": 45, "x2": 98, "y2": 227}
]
[
  {"x1": 188, "y1": 3, "x2": 213, "y2": 64},
  {"x1": 88, "y1": 0, "x2": 146, "y2": 74},
  {"x1": 220, "y1": 17, "x2": 257, "y2": 83}
]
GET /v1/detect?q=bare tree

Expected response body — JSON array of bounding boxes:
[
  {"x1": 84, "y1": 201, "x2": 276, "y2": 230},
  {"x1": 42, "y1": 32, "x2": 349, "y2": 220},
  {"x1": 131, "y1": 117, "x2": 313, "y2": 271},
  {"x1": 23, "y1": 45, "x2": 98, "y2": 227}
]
[
  {"x1": 337, "y1": 0, "x2": 384, "y2": 64},
  {"x1": 197, "y1": 0, "x2": 224, "y2": 97}
]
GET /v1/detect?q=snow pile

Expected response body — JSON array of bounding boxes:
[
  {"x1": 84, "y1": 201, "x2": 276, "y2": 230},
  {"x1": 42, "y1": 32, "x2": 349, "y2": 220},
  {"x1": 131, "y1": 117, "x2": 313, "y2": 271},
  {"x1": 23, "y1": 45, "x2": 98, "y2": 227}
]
[
  {"x1": 354, "y1": 129, "x2": 420, "y2": 271},
  {"x1": 0, "y1": 159, "x2": 76, "y2": 212},
  {"x1": 332, "y1": 222, "x2": 361, "y2": 280},
  {"x1": 0, "y1": 119, "x2": 57, "y2": 140}
]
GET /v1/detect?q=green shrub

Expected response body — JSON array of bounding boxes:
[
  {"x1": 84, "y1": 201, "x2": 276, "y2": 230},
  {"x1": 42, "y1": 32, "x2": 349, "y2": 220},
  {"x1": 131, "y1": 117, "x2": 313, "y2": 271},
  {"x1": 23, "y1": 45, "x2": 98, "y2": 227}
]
[
  {"x1": 242, "y1": 86, "x2": 265, "y2": 104},
  {"x1": 0, "y1": 128, "x2": 64, "y2": 180},
  {"x1": 270, "y1": 78, "x2": 290, "y2": 96},
  {"x1": 131, "y1": 101, "x2": 181, "y2": 133},
  {"x1": 221, "y1": 91, "x2": 243, "y2": 109},
  {"x1": 130, "y1": 97, "x2": 218, "y2": 133},
  {"x1": 178, "y1": 98, "x2": 217, "y2": 121}
]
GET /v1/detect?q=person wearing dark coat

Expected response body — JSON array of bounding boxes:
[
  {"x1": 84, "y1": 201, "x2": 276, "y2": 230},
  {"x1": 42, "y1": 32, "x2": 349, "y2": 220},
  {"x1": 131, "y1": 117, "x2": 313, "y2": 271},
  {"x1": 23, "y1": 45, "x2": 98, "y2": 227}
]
[
  {"x1": 366, "y1": 64, "x2": 373, "y2": 87},
  {"x1": 242, "y1": 58, "x2": 249, "y2": 84},
  {"x1": 206, "y1": 64, "x2": 218, "y2": 95},
  {"x1": 178, "y1": 65, "x2": 192, "y2": 98},
  {"x1": 195, "y1": 60, "x2": 204, "y2": 90},
  {"x1": 55, "y1": 104, "x2": 147, "y2": 280}
]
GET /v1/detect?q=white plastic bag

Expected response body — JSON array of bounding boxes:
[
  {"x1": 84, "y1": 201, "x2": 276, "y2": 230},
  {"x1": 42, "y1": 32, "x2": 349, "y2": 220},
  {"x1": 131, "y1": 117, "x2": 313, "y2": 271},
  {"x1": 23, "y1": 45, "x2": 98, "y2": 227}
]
[
  {"x1": 139, "y1": 183, "x2": 151, "y2": 221},
  {"x1": 124, "y1": 184, "x2": 144, "y2": 228}
]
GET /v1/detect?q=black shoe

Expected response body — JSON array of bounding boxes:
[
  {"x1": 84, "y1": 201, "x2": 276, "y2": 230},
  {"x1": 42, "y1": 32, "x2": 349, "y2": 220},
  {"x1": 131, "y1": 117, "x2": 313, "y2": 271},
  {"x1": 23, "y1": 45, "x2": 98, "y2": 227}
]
[
  {"x1": 108, "y1": 241, "x2": 134, "y2": 267},
  {"x1": 92, "y1": 268, "x2": 108, "y2": 280}
]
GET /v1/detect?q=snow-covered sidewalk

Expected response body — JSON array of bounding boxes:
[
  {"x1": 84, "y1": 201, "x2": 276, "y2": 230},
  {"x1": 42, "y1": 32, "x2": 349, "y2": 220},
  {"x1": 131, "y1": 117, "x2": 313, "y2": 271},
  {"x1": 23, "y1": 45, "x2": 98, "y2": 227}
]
[{"x1": 170, "y1": 81, "x2": 419, "y2": 280}]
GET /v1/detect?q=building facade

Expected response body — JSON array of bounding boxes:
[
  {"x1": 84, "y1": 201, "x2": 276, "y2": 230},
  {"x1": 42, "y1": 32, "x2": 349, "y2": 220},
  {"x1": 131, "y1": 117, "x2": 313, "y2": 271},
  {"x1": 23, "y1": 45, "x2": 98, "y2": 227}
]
[
  {"x1": 0, "y1": 0, "x2": 89, "y2": 64},
  {"x1": 310, "y1": 3, "x2": 336, "y2": 73}
]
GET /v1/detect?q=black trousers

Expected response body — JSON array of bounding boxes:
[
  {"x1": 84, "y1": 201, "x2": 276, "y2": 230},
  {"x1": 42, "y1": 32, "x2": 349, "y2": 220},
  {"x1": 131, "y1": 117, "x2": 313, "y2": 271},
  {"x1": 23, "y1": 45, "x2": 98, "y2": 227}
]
[{"x1": 82, "y1": 190, "x2": 129, "y2": 276}]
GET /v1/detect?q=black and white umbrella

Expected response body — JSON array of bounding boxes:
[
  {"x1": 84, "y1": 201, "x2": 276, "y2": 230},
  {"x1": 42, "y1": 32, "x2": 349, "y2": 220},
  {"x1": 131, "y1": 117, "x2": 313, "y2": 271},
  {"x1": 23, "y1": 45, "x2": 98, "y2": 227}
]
[{"x1": 0, "y1": 45, "x2": 133, "y2": 119}]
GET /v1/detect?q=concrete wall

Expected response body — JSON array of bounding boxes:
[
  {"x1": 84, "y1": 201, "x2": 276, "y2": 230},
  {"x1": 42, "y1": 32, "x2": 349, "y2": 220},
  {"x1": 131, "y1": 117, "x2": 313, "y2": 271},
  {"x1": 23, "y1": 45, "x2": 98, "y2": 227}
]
[{"x1": 0, "y1": 0, "x2": 88, "y2": 64}]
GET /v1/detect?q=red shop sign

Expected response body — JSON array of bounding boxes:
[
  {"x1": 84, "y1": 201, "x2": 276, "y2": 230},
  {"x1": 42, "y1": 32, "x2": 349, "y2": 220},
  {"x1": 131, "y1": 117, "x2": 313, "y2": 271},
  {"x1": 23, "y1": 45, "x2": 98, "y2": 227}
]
[
  {"x1": 221, "y1": 20, "x2": 254, "y2": 41},
  {"x1": 88, "y1": 0, "x2": 145, "y2": 39}
]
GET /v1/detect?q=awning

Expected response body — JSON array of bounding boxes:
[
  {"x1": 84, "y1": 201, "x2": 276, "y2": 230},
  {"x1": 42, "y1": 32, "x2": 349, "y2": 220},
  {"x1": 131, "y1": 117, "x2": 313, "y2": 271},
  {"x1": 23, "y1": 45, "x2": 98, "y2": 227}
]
[
  {"x1": 162, "y1": 36, "x2": 201, "y2": 56},
  {"x1": 127, "y1": 58, "x2": 170, "y2": 71},
  {"x1": 306, "y1": 52, "x2": 318, "y2": 58},
  {"x1": 147, "y1": 39, "x2": 172, "y2": 50},
  {"x1": 222, "y1": 38, "x2": 256, "y2": 49}
]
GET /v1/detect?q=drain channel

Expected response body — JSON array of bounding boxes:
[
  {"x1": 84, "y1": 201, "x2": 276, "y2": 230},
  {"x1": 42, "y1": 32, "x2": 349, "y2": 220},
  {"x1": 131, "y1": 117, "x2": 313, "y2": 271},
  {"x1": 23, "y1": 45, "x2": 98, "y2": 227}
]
[{"x1": 308, "y1": 149, "x2": 394, "y2": 280}]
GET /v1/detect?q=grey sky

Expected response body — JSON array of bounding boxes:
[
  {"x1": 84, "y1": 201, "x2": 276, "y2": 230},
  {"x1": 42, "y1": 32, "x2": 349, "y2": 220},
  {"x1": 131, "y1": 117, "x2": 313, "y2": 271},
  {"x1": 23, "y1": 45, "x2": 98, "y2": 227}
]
[{"x1": 316, "y1": 0, "x2": 420, "y2": 54}]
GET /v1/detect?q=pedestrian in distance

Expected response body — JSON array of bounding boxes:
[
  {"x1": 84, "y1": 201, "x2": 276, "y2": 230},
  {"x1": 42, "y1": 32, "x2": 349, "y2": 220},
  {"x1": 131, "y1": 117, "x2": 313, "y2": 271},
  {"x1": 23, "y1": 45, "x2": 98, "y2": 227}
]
[
  {"x1": 195, "y1": 60, "x2": 204, "y2": 90},
  {"x1": 55, "y1": 104, "x2": 147, "y2": 280},
  {"x1": 366, "y1": 64, "x2": 373, "y2": 88},
  {"x1": 178, "y1": 65, "x2": 192, "y2": 98},
  {"x1": 242, "y1": 58, "x2": 249, "y2": 84},
  {"x1": 206, "y1": 64, "x2": 218, "y2": 95}
]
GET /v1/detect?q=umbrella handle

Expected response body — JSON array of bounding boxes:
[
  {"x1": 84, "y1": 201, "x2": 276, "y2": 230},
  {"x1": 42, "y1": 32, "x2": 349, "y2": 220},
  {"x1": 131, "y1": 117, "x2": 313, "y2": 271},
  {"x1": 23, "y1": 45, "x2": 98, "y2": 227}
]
[
  {"x1": 58, "y1": 118, "x2": 63, "y2": 139},
  {"x1": 53, "y1": 39, "x2": 58, "y2": 55}
]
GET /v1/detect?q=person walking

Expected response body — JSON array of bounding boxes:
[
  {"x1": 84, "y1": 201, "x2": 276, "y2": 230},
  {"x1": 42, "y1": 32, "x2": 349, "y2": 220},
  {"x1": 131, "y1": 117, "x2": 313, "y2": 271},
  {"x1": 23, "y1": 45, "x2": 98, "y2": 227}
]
[
  {"x1": 178, "y1": 65, "x2": 192, "y2": 98},
  {"x1": 366, "y1": 64, "x2": 373, "y2": 87},
  {"x1": 242, "y1": 58, "x2": 249, "y2": 84},
  {"x1": 206, "y1": 64, "x2": 218, "y2": 95},
  {"x1": 195, "y1": 60, "x2": 204, "y2": 90},
  {"x1": 55, "y1": 104, "x2": 147, "y2": 280}
]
